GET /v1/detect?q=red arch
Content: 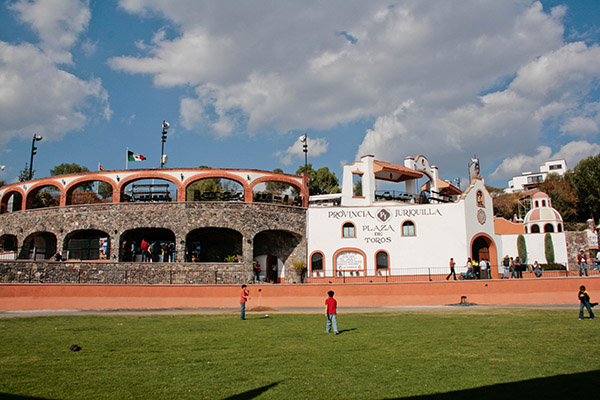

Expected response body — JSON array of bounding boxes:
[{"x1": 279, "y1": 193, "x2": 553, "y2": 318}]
[
  {"x1": 183, "y1": 171, "x2": 251, "y2": 201},
  {"x1": 65, "y1": 176, "x2": 116, "y2": 205},
  {"x1": 117, "y1": 172, "x2": 184, "y2": 202},
  {"x1": 24, "y1": 182, "x2": 62, "y2": 210},
  {"x1": 333, "y1": 247, "x2": 367, "y2": 276},
  {"x1": 469, "y1": 233, "x2": 498, "y2": 268},
  {"x1": 1, "y1": 188, "x2": 26, "y2": 214}
]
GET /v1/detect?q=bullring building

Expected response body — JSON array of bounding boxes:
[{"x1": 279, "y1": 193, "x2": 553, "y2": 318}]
[{"x1": 0, "y1": 154, "x2": 579, "y2": 283}]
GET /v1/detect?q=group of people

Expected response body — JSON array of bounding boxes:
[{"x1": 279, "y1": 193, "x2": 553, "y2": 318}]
[
  {"x1": 446, "y1": 257, "x2": 492, "y2": 280},
  {"x1": 500, "y1": 255, "x2": 543, "y2": 279},
  {"x1": 122, "y1": 239, "x2": 175, "y2": 262}
]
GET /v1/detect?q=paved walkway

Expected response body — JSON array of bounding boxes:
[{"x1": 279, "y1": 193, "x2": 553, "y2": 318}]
[{"x1": 0, "y1": 304, "x2": 576, "y2": 318}]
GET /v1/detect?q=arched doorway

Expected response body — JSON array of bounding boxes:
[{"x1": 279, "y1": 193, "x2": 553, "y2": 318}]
[
  {"x1": 64, "y1": 230, "x2": 110, "y2": 260},
  {"x1": 185, "y1": 228, "x2": 242, "y2": 262},
  {"x1": 471, "y1": 234, "x2": 497, "y2": 274}
]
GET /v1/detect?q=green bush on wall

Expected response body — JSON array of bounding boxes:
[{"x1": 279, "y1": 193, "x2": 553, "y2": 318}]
[
  {"x1": 517, "y1": 234, "x2": 527, "y2": 263},
  {"x1": 545, "y1": 233, "x2": 555, "y2": 264}
]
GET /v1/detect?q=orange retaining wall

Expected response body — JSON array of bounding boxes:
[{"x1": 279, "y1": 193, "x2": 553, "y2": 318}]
[{"x1": 1, "y1": 277, "x2": 599, "y2": 311}]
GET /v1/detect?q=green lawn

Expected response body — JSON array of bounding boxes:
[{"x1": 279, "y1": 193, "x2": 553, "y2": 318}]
[{"x1": 0, "y1": 309, "x2": 598, "y2": 399}]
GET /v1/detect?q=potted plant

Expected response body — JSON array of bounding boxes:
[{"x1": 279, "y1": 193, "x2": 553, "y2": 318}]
[{"x1": 293, "y1": 260, "x2": 307, "y2": 283}]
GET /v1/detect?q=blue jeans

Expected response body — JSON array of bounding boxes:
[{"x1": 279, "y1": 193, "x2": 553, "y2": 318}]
[
  {"x1": 326, "y1": 314, "x2": 338, "y2": 333},
  {"x1": 579, "y1": 301, "x2": 595, "y2": 319},
  {"x1": 579, "y1": 263, "x2": 589, "y2": 276},
  {"x1": 240, "y1": 302, "x2": 246, "y2": 320}
]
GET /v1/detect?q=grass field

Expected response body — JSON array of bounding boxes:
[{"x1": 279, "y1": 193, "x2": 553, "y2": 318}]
[{"x1": 0, "y1": 309, "x2": 599, "y2": 399}]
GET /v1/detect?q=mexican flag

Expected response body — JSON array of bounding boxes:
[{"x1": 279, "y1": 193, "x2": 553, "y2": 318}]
[{"x1": 128, "y1": 150, "x2": 146, "y2": 162}]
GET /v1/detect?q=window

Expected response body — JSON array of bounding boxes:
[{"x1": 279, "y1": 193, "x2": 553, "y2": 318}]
[
  {"x1": 527, "y1": 175, "x2": 543, "y2": 183},
  {"x1": 376, "y1": 251, "x2": 389, "y2": 270},
  {"x1": 311, "y1": 252, "x2": 323, "y2": 271},
  {"x1": 402, "y1": 221, "x2": 415, "y2": 236},
  {"x1": 544, "y1": 223, "x2": 554, "y2": 233},
  {"x1": 352, "y1": 173, "x2": 363, "y2": 197},
  {"x1": 549, "y1": 164, "x2": 562, "y2": 170},
  {"x1": 542, "y1": 200, "x2": 546, "y2": 207},
  {"x1": 531, "y1": 224, "x2": 540, "y2": 233},
  {"x1": 343, "y1": 222, "x2": 356, "y2": 238}
]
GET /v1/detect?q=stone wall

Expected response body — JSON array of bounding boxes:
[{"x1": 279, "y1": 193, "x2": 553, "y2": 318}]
[
  {"x1": 0, "y1": 261, "x2": 250, "y2": 285},
  {"x1": 0, "y1": 202, "x2": 306, "y2": 283}
]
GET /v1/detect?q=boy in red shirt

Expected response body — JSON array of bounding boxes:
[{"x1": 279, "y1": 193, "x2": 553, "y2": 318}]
[
  {"x1": 325, "y1": 290, "x2": 339, "y2": 334},
  {"x1": 240, "y1": 284, "x2": 249, "y2": 320}
]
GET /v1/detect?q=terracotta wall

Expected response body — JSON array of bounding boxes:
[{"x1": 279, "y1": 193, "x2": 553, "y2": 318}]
[{"x1": 1, "y1": 277, "x2": 599, "y2": 311}]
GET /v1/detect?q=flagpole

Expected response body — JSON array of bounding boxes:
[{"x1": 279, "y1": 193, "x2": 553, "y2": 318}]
[{"x1": 126, "y1": 147, "x2": 129, "y2": 170}]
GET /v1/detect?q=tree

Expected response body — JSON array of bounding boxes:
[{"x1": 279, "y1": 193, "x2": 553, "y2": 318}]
[
  {"x1": 545, "y1": 233, "x2": 555, "y2": 264},
  {"x1": 537, "y1": 173, "x2": 578, "y2": 222},
  {"x1": 18, "y1": 163, "x2": 31, "y2": 182},
  {"x1": 0, "y1": 180, "x2": 5, "y2": 188},
  {"x1": 266, "y1": 168, "x2": 290, "y2": 193},
  {"x1": 50, "y1": 163, "x2": 92, "y2": 191},
  {"x1": 570, "y1": 154, "x2": 600, "y2": 221},
  {"x1": 296, "y1": 164, "x2": 340, "y2": 195},
  {"x1": 517, "y1": 234, "x2": 527, "y2": 263},
  {"x1": 186, "y1": 166, "x2": 223, "y2": 199},
  {"x1": 50, "y1": 163, "x2": 90, "y2": 176}
]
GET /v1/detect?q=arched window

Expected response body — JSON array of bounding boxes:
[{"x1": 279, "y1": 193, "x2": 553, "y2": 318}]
[
  {"x1": 544, "y1": 223, "x2": 554, "y2": 233},
  {"x1": 311, "y1": 252, "x2": 323, "y2": 271},
  {"x1": 558, "y1": 224, "x2": 563, "y2": 232},
  {"x1": 535, "y1": 201, "x2": 539, "y2": 208},
  {"x1": 531, "y1": 224, "x2": 540, "y2": 233},
  {"x1": 542, "y1": 200, "x2": 546, "y2": 207},
  {"x1": 342, "y1": 222, "x2": 356, "y2": 238},
  {"x1": 376, "y1": 251, "x2": 389, "y2": 270},
  {"x1": 402, "y1": 221, "x2": 415, "y2": 236},
  {"x1": 524, "y1": 226, "x2": 528, "y2": 234}
]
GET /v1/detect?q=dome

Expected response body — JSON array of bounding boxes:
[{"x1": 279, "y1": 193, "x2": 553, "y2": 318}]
[{"x1": 523, "y1": 191, "x2": 563, "y2": 233}]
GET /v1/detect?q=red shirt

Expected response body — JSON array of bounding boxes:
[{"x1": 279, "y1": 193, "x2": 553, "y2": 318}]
[
  {"x1": 240, "y1": 289, "x2": 248, "y2": 303},
  {"x1": 325, "y1": 297, "x2": 337, "y2": 315},
  {"x1": 141, "y1": 240, "x2": 149, "y2": 252}
]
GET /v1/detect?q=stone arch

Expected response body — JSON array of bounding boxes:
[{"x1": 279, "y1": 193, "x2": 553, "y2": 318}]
[
  {"x1": 253, "y1": 229, "x2": 303, "y2": 283},
  {"x1": 65, "y1": 176, "x2": 115, "y2": 205},
  {"x1": 120, "y1": 228, "x2": 176, "y2": 262},
  {"x1": 186, "y1": 227, "x2": 243, "y2": 262},
  {"x1": 25, "y1": 183, "x2": 61, "y2": 210},
  {"x1": 20, "y1": 231, "x2": 57, "y2": 260},
  {"x1": 0, "y1": 234, "x2": 18, "y2": 259},
  {"x1": 1, "y1": 189, "x2": 24, "y2": 213},
  {"x1": 63, "y1": 229, "x2": 110, "y2": 260}
]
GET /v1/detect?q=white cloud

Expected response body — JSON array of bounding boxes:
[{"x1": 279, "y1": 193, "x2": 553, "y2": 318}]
[
  {"x1": 0, "y1": 41, "x2": 110, "y2": 145},
  {"x1": 276, "y1": 136, "x2": 328, "y2": 166},
  {"x1": 110, "y1": 1, "x2": 600, "y2": 183},
  {"x1": 9, "y1": 0, "x2": 91, "y2": 64},
  {"x1": 0, "y1": 0, "x2": 109, "y2": 145}
]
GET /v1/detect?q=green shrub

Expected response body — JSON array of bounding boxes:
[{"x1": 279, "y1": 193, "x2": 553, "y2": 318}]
[
  {"x1": 517, "y1": 234, "x2": 527, "y2": 263},
  {"x1": 545, "y1": 233, "x2": 555, "y2": 264}
]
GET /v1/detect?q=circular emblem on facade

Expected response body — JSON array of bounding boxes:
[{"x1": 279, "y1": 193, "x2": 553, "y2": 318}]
[
  {"x1": 376, "y1": 208, "x2": 391, "y2": 223},
  {"x1": 477, "y1": 209, "x2": 487, "y2": 225}
]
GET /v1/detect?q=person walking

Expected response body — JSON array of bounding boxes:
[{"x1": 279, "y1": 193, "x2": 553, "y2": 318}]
[
  {"x1": 240, "y1": 284, "x2": 249, "y2": 320},
  {"x1": 578, "y1": 250, "x2": 589, "y2": 277},
  {"x1": 140, "y1": 238, "x2": 149, "y2": 262},
  {"x1": 578, "y1": 285, "x2": 595, "y2": 320},
  {"x1": 446, "y1": 258, "x2": 457, "y2": 280},
  {"x1": 325, "y1": 290, "x2": 339, "y2": 335}
]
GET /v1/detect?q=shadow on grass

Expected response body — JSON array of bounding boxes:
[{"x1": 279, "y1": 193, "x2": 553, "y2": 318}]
[
  {"x1": 223, "y1": 382, "x2": 280, "y2": 400},
  {"x1": 337, "y1": 328, "x2": 357, "y2": 334},
  {"x1": 0, "y1": 394, "x2": 54, "y2": 400},
  {"x1": 385, "y1": 370, "x2": 600, "y2": 400}
]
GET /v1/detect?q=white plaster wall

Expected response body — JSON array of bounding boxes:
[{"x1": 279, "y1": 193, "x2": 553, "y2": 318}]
[
  {"x1": 307, "y1": 201, "x2": 470, "y2": 277},
  {"x1": 498, "y1": 232, "x2": 568, "y2": 267}
]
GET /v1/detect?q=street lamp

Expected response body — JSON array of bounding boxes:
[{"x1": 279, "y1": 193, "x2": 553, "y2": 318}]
[
  {"x1": 160, "y1": 120, "x2": 170, "y2": 168},
  {"x1": 0, "y1": 165, "x2": 5, "y2": 171},
  {"x1": 29, "y1": 134, "x2": 43, "y2": 180},
  {"x1": 299, "y1": 133, "x2": 308, "y2": 175}
]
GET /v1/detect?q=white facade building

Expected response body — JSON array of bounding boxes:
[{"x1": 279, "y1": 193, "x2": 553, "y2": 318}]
[
  {"x1": 506, "y1": 160, "x2": 567, "y2": 193},
  {"x1": 307, "y1": 155, "x2": 569, "y2": 277}
]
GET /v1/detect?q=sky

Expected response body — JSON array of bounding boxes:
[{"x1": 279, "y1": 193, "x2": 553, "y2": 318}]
[{"x1": 1, "y1": 0, "x2": 600, "y2": 190}]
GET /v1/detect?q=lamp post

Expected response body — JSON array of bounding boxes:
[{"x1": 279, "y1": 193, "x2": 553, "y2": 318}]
[
  {"x1": 160, "y1": 120, "x2": 170, "y2": 168},
  {"x1": 299, "y1": 133, "x2": 308, "y2": 175},
  {"x1": 29, "y1": 134, "x2": 43, "y2": 180}
]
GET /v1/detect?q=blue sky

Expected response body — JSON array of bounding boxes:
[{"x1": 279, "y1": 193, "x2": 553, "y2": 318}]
[{"x1": 1, "y1": 0, "x2": 600, "y2": 189}]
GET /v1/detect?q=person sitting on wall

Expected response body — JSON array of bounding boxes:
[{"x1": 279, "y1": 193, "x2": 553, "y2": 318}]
[
  {"x1": 533, "y1": 261, "x2": 542, "y2": 277},
  {"x1": 53, "y1": 252, "x2": 62, "y2": 261},
  {"x1": 577, "y1": 249, "x2": 589, "y2": 277}
]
